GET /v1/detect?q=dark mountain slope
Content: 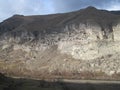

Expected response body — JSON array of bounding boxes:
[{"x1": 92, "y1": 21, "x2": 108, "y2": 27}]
[
  {"x1": 111, "y1": 11, "x2": 120, "y2": 15},
  {"x1": 0, "y1": 6, "x2": 120, "y2": 34}
]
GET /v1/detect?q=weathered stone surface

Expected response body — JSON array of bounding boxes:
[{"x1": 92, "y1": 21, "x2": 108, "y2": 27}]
[{"x1": 0, "y1": 7, "x2": 120, "y2": 79}]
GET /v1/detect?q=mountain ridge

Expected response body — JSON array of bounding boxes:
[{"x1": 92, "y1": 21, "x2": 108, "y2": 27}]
[
  {"x1": 0, "y1": 6, "x2": 120, "y2": 34},
  {"x1": 0, "y1": 6, "x2": 120, "y2": 80}
]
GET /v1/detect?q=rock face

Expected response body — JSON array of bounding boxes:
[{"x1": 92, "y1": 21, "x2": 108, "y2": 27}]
[{"x1": 0, "y1": 6, "x2": 120, "y2": 79}]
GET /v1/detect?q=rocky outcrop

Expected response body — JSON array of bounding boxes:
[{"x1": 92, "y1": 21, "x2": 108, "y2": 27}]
[{"x1": 0, "y1": 6, "x2": 120, "y2": 79}]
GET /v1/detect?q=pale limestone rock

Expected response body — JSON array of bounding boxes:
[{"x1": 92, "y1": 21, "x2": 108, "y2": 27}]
[
  {"x1": 2, "y1": 44, "x2": 11, "y2": 50},
  {"x1": 58, "y1": 23, "x2": 120, "y2": 60},
  {"x1": 109, "y1": 71, "x2": 115, "y2": 75},
  {"x1": 113, "y1": 23, "x2": 120, "y2": 41},
  {"x1": 1, "y1": 23, "x2": 120, "y2": 78},
  {"x1": 71, "y1": 42, "x2": 99, "y2": 60}
]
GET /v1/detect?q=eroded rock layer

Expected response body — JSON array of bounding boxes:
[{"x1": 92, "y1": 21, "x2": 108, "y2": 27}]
[{"x1": 0, "y1": 7, "x2": 120, "y2": 79}]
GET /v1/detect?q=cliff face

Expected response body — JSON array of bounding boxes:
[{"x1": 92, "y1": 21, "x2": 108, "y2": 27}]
[{"x1": 0, "y1": 7, "x2": 120, "y2": 79}]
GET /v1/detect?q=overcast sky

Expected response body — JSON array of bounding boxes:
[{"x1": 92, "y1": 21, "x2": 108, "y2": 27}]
[{"x1": 0, "y1": 0, "x2": 120, "y2": 22}]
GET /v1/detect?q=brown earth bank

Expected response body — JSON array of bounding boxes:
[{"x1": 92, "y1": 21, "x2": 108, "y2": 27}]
[
  {"x1": 1, "y1": 73, "x2": 120, "y2": 90},
  {"x1": 0, "y1": 60, "x2": 120, "y2": 80}
]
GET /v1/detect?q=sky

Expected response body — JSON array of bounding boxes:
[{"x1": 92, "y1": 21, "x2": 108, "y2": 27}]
[{"x1": 0, "y1": 0, "x2": 120, "y2": 22}]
